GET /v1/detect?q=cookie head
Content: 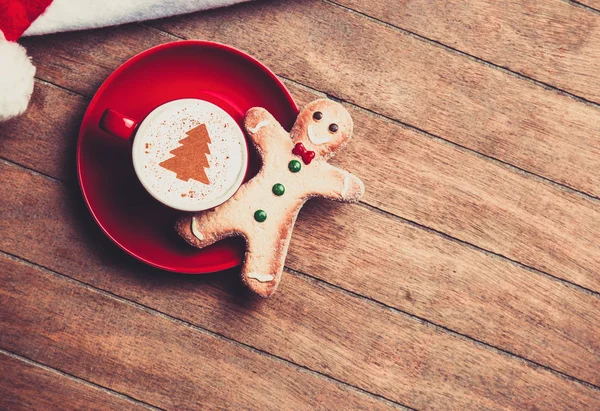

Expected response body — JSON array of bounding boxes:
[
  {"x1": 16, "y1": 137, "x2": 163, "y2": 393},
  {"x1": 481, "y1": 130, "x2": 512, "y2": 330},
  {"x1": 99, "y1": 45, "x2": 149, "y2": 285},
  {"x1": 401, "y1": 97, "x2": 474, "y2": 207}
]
[{"x1": 290, "y1": 99, "x2": 353, "y2": 159}]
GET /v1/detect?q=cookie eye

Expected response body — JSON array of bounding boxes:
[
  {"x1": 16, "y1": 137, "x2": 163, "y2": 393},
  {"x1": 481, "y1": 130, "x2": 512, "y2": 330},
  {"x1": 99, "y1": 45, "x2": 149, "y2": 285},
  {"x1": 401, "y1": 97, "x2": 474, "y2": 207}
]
[
  {"x1": 328, "y1": 123, "x2": 338, "y2": 133},
  {"x1": 313, "y1": 111, "x2": 323, "y2": 120}
]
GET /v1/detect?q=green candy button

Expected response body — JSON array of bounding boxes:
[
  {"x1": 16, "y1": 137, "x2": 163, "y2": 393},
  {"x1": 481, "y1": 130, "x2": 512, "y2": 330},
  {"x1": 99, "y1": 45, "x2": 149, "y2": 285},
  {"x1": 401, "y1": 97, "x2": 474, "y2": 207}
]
[
  {"x1": 288, "y1": 160, "x2": 301, "y2": 173},
  {"x1": 254, "y1": 209, "x2": 267, "y2": 222},
  {"x1": 272, "y1": 183, "x2": 285, "y2": 196}
]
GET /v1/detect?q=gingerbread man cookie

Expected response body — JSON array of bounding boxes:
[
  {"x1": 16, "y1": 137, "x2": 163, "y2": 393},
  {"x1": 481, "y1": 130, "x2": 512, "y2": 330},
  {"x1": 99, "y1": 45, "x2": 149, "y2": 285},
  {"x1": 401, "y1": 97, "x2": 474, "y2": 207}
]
[{"x1": 176, "y1": 99, "x2": 365, "y2": 297}]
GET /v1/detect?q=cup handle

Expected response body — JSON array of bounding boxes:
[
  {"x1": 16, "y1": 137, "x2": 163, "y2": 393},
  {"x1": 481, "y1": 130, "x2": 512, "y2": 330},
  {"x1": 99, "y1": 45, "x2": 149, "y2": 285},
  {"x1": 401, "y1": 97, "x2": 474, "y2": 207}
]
[{"x1": 99, "y1": 109, "x2": 139, "y2": 141}]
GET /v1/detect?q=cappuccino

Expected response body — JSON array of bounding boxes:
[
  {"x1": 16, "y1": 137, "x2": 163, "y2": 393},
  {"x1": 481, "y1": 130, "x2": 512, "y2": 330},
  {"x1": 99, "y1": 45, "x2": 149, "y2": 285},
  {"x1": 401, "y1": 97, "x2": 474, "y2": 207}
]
[{"x1": 132, "y1": 99, "x2": 247, "y2": 211}]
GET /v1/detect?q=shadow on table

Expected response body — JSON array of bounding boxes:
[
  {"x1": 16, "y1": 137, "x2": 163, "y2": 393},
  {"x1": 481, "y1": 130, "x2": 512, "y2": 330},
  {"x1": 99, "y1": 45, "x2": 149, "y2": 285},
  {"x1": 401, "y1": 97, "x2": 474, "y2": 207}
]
[{"x1": 67, "y1": 182, "x2": 266, "y2": 312}]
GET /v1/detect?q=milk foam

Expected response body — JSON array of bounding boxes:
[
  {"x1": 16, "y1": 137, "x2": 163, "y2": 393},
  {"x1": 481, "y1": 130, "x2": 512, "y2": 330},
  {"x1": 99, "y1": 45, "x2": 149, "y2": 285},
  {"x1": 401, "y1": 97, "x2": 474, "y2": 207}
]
[{"x1": 132, "y1": 99, "x2": 247, "y2": 211}]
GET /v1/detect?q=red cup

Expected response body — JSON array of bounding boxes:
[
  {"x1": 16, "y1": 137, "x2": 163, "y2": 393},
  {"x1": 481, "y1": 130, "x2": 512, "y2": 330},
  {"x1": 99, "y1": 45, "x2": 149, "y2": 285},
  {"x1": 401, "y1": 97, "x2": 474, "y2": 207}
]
[{"x1": 99, "y1": 109, "x2": 139, "y2": 140}]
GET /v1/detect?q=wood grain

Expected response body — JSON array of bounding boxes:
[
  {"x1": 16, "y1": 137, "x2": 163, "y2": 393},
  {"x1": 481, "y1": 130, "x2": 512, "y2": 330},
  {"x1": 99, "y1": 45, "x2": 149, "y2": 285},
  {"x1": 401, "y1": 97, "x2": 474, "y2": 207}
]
[
  {"x1": 1, "y1": 79, "x2": 600, "y2": 384},
  {"x1": 1, "y1": 161, "x2": 599, "y2": 409},
  {"x1": 0, "y1": 254, "x2": 392, "y2": 411},
  {"x1": 23, "y1": 24, "x2": 175, "y2": 98},
  {"x1": 332, "y1": 0, "x2": 600, "y2": 103},
  {"x1": 0, "y1": 352, "x2": 146, "y2": 411}
]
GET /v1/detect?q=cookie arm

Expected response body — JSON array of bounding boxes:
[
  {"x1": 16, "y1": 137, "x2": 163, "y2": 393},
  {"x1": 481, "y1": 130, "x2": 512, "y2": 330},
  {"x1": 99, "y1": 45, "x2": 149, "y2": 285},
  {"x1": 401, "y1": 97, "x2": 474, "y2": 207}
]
[
  {"x1": 175, "y1": 208, "x2": 239, "y2": 249},
  {"x1": 244, "y1": 107, "x2": 288, "y2": 154},
  {"x1": 307, "y1": 163, "x2": 365, "y2": 203}
]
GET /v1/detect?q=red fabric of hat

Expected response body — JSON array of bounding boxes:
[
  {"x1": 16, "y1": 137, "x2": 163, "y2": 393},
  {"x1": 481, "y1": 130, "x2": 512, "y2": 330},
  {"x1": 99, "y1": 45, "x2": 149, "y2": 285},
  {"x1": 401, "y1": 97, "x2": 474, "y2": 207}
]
[{"x1": 0, "y1": 0, "x2": 54, "y2": 41}]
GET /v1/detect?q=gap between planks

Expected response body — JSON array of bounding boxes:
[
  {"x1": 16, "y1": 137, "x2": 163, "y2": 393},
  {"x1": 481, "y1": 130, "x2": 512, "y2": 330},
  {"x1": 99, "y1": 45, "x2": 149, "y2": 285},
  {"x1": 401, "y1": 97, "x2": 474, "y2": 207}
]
[
  {"x1": 0, "y1": 249, "x2": 411, "y2": 410},
  {"x1": 0, "y1": 347, "x2": 163, "y2": 411},
  {"x1": 568, "y1": 0, "x2": 600, "y2": 14},
  {"x1": 359, "y1": 200, "x2": 600, "y2": 300},
  {"x1": 290, "y1": 264, "x2": 600, "y2": 393},
  {"x1": 324, "y1": 0, "x2": 600, "y2": 110},
  {"x1": 0, "y1": 159, "x2": 598, "y2": 394}
]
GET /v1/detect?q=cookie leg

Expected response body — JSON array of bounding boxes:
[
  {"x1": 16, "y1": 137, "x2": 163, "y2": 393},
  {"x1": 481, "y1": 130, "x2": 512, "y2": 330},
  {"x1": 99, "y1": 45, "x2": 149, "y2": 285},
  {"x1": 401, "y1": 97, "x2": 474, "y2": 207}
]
[
  {"x1": 175, "y1": 209, "x2": 238, "y2": 248},
  {"x1": 241, "y1": 232, "x2": 291, "y2": 297}
]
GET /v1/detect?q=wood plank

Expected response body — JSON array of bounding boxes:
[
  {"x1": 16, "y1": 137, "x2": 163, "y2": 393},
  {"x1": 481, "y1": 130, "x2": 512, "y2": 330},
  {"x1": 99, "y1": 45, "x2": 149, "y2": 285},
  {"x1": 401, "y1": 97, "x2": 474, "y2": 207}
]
[
  {"x1": 23, "y1": 24, "x2": 175, "y2": 98},
  {"x1": 0, "y1": 352, "x2": 146, "y2": 411},
  {"x1": 0, "y1": 80, "x2": 86, "y2": 182},
  {"x1": 1, "y1": 80, "x2": 600, "y2": 384},
  {"x1": 0, "y1": 254, "x2": 392, "y2": 411},
  {"x1": 1, "y1": 162, "x2": 599, "y2": 409},
  {"x1": 16, "y1": 9, "x2": 600, "y2": 291},
  {"x1": 332, "y1": 0, "x2": 600, "y2": 103}
]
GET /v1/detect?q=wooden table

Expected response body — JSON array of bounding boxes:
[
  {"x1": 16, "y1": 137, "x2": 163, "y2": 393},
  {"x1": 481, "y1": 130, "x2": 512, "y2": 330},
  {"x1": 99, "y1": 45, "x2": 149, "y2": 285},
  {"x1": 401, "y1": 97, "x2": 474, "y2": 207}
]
[{"x1": 1, "y1": 1, "x2": 599, "y2": 409}]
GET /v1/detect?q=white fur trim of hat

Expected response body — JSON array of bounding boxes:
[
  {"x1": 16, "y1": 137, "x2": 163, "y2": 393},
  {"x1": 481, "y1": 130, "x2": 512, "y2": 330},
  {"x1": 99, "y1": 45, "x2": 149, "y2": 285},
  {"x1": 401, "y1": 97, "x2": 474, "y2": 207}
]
[{"x1": 0, "y1": 32, "x2": 36, "y2": 121}]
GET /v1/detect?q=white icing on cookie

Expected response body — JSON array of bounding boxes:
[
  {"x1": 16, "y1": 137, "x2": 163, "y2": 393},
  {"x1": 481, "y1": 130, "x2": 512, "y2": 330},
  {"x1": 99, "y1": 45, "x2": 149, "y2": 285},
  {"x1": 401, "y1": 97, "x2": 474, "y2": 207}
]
[
  {"x1": 248, "y1": 120, "x2": 270, "y2": 134},
  {"x1": 308, "y1": 125, "x2": 331, "y2": 144},
  {"x1": 191, "y1": 217, "x2": 204, "y2": 241},
  {"x1": 247, "y1": 272, "x2": 274, "y2": 282},
  {"x1": 341, "y1": 173, "x2": 351, "y2": 198}
]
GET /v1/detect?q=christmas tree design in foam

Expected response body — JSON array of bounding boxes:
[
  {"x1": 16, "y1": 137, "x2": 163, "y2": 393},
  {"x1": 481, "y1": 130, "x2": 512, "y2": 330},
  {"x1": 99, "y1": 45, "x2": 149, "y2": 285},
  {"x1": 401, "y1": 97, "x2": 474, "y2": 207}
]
[{"x1": 159, "y1": 124, "x2": 212, "y2": 184}]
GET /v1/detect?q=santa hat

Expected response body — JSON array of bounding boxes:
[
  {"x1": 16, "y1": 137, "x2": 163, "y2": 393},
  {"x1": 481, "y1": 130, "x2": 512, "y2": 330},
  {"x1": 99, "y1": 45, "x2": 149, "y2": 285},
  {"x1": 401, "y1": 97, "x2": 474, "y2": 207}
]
[
  {"x1": 0, "y1": 1, "x2": 50, "y2": 121},
  {"x1": 0, "y1": 0, "x2": 248, "y2": 122}
]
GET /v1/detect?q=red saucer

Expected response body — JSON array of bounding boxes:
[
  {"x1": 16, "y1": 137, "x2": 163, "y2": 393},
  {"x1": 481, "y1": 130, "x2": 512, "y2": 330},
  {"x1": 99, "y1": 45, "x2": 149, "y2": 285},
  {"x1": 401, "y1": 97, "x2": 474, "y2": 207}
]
[{"x1": 77, "y1": 41, "x2": 299, "y2": 273}]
